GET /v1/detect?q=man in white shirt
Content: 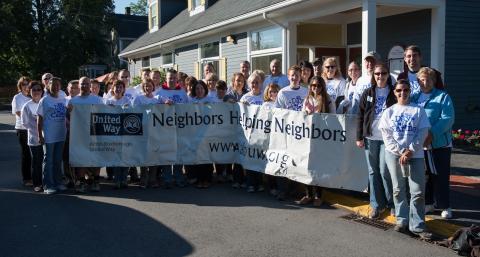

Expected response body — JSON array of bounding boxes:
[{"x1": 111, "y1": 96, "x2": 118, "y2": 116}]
[
  {"x1": 263, "y1": 59, "x2": 290, "y2": 90},
  {"x1": 350, "y1": 51, "x2": 380, "y2": 113},
  {"x1": 275, "y1": 65, "x2": 308, "y2": 111}
]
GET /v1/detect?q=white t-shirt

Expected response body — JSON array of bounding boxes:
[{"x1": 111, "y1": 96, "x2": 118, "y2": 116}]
[
  {"x1": 275, "y1": 85, "x2": 308, "y2": 111},
  {"x1": 191, "y1": 96, "x2": 215, "y2": 104},
  {"x1": 132, "y1": 95, "x2": 159, "y2": 107},
  {"x1": 69, "y1": 94, "x2": 104, "y2": 105},
  {"x1": 325, "y1": 78, "x2": 346, "y2": 102},
  {"x1": 379, "y1": 103, "x2": 431, "y2": 158},
  {"x1": 407, "y1": 71, "x2": 421, "y2": 96},
  {"x1": 155, "y1": 88, "x2": 189, "y2": 104},
  {"x1": 351, "y1": 74, "x2": 372, "y2": 113},
  {"x1": 37, "y1": 95, "x2": 67, "y2": 143},
  {"x1": 124, "y1": 87, "x2": 138, "y2": 102},
  {"x1": 20, "y1": 100, "x2": 41, "y2": 146},
  {"x1": 262, "y1": 101, "x2": 276, "y2": 109},
  {"x1": 367, "y1": 87, "x2": 389, "y2": 140},
  {"x1": 207, "y1": 90, "x2": 217, "y2": 99},
  {"x1": 263, "y1": 74, "x2": 290, "y2": 91},
  {"x1": 12, "y1": 93, "x2": 31, "y2": 129},
  {"x1": 240, "y1": 92, "x2": 264, "y2": 106},
  {"x1": 105, "y1": 96, "x2": 131, "y2": 106}
]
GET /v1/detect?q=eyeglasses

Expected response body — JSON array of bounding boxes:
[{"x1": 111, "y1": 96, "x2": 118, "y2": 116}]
[
  {"x1": 269, "y1": 91, "x2": 278, "y2": 94},
  {"x1": 374, "y1": 72, "x2": 388, "y2": 76},
  {"x1": 121, "y1": 76, "x2": 129, "y2": 79},
  {"x1": 325, "y1": 66, "x2": 336, "y2": 69},
  {"x1": 43, "y1": 78, "x2": 51, "y2": 81},
  {"x1": 395, "y1": 89, "x2": 410, "y2": 93}
]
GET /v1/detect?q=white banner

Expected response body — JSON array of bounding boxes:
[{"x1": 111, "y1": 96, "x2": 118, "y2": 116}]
[{"x1": 70, "y1": 103, "x2": 368, "y2": 191}]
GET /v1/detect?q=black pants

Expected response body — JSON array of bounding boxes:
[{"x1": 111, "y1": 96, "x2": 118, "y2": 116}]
[
  {"x1": 196, "y1": 164, "x2": 213, "y2": 183},
  {"x1": 246, "y1": 170, "x2": 263, "y2": 188},
  {"x1": 29, "y1": 145, "x2": 43, "y2": 187},
  {"x1": 425, "y1": 147, "x2": 451, "y2": 209},
  {"x1": 16, "y1": 129, "x2": 31, "y2": 182},
  {"x1": 232, "y1": 164, "x2": 244, "y2": 184}
]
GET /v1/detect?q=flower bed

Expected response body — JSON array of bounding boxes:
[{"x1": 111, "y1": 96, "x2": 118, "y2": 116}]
[{"x1": 452, "y1": 129, "x2": 480, "y2": 152}]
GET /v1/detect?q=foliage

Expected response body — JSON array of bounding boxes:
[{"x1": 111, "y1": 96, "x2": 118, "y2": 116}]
[
  {"x1": 452, "y1": 129, "x2": 480, "y2": 150},
  {"x1": 0, "y1": 0, "x2": 114, "y2": 86},
  {"x1": 131, "y1": 76, "x2": 142, "y2": 86},
  {"x1": 128, "y1": 0, "x2": 147, "y2": 16}
]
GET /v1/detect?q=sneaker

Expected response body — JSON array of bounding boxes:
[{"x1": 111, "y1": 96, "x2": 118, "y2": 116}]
[
  {"x1": 57, "y1": 184, "x2": 67, "y2": 191},
  {"x1": 188, "y1": 178, "x2": 197, "y2": 185},
  {"x1": 276, "y1": 192, "x2": 286, "y2": 201},
  {"x1": 257, "y1": 185, "x2": 265, "y2": 192},
  {"x1": 411, "y1": 230, "x2": 433, "y2": 240},
  {"x1": 425, "y1": 204, "x2": 435, "y2": 214},
  {"x1": 33, "y1": 186, "x2": 43, "y2": 192},
  {"x1": 313, "y1": 197, "x2": 323, "y2": 207},
  {"x1": 232, "y1": 183, "x2": 240, "y2": 189},
  {"x1": 247, "y1": 186, "x2": 255, "y2": 193},
  {"x1": 394, "y1": 224, "x2": 407, "y2": 233},
  {"x1": 441, "y1": 208, "x2": 452, "y2": 219},
  {"x1": 44, "y1": 188, "x2": 57, "y2": 195},
  {"x1": 240, "y1": 183, "x2": 247, "y2": 189},
  {"x1": 296, "y1": 196, "x2": 313, "y2": 205},
  {"x1": 91, "y1": 182, "x2": 100, "y2": 192},
  {"x1": 369, "y1": 208, "x2": 381, "y2": 219}
]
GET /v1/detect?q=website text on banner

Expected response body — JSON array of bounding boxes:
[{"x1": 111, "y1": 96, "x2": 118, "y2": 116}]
[{"x1": 70, "y1": 103, "x2": 368, "y2": 192}]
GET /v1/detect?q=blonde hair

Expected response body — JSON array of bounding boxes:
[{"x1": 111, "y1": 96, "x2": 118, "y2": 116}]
[
  {"x1": 321, "y1": 57, "x2": 343, "y2": 80},
  {"x1": 417, "y1": 67, "x2": 437, "y2": 85},
  {"x1": 263, "y1": 83, "x2": 280, "y2": 102}
]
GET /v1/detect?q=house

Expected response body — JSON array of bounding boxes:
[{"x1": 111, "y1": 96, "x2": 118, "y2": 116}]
[{"x1": 119, "y1": 0, "x2": 480, "y2": 129}]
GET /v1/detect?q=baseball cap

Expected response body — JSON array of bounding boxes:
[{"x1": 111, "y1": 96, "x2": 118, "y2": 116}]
[{"x1": 364, "y1": 51, "x2": 381, "y2": 61}]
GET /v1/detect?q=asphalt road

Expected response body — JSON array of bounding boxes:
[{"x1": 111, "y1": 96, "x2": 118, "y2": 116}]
[{"x1": 0, "y1": 111, "x2": 457, "y2": 257}]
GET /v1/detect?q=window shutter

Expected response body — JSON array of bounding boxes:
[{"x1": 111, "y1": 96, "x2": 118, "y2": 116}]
[
  {"x1": 219, "y1": 57, "x2": 227, "y2": 81},
  {"x1": 194, "y1": 62, "x2": 200, "y2": 78},
  {"x1": 174, "y1": 64, "x2": 179, "y2": 72}
]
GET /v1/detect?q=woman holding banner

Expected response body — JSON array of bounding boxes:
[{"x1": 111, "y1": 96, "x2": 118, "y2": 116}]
[
  {"x1": 106, "y1": 80, "x2": 130, "y2": 189},
  {"x1": 379, "y1": 79, "x2": 432, "y2": 239},
  {"x1": 297, "y1": 76, "x2": 335, "y2": 206},
  {"x1": 356, "y1": 63, "x2": 396, "y2": 218},
  {"x1": 241, "y1": 73, "x2": 265, "y2": 193}
]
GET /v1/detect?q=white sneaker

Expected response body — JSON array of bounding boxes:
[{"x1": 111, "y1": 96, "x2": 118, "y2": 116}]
[
  {"x1": 441, "y1": 208, "x2": 452, "y2": 219},
  {"x1": 44, "y1": 188, "x2": 57, "y2": 195},
  {"x1": 425, "y1": 204, "x2": 435, "y2": 214}
]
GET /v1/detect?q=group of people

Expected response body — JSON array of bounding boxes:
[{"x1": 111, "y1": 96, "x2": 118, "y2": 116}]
[{"x1": 12, "y1": 45, "x2": 454, "y2": 239}]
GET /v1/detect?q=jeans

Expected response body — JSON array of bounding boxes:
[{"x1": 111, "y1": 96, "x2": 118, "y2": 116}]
[
  {"x1": 425, "y1": 147, "x2": 451, "y2": 209},
  {"x1": 43, "y1": 141, "x2": 64, "y2": 189},
  {"x1": 246, "y1": 170, "x2": 262, "y2": 188},
  {"x1": 364, "y1": 139, "x2": 393, "y2": 210},
  {"x1": 17, "y1": 129, "x2": 32, "y2": 182},
  {"x1": 159, "y1": 165, "x2": 185, "y2": 185},
  {"x1": 29, "y1": 145, "x2": 44, "y2": 187},
  {"x1": 385, "y1": 151, "x2": 426, "y2": 232},
  {"x1": 113, "y1": 167, "x2": 128, "y2": 183}
]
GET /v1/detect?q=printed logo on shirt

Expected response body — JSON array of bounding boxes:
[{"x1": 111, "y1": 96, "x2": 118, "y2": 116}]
[
  {"x1": 410, "y1": 81, "x2": 420, "y2": 96},
  {"x1": 327, "y1": 86, "x2": 336, "y2": 100},
  {"x1": 90, "y1": 113, "x2": 143, "y2": 136},
  {"x1": 50, "y1": 103, "x2": 66, "y2": 121},
  {"x1": 348, "y1": 92, "x2": 354, "y2": 101},
  {"x1": 164, "y1": 95, "x2": 184, "y2": 104},
  {"x1": 287, "y1": 96, "x2": 304, "y2": 111},
  {"x1": 392, "y1": 113, "x2": 417, "y2": 133},
  {"x1": 374, "y1": 96, "x2": 387, "y2": 116}
]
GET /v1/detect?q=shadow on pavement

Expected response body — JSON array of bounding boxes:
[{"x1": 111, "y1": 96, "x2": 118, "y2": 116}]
[{"x1": 0, "y1": 190, "x2": 194, "y2": 257}]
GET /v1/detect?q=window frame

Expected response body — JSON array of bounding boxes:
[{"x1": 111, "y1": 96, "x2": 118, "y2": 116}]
[
  {"x1": 149, "y1": 0, "x2": 158, "y2": 32},
  {"x1": 198, "y1": 39, "x2": 222, "y2": 79},
  {"x1": 249, "y1": 26, "x2": 284, "y2": 73}
]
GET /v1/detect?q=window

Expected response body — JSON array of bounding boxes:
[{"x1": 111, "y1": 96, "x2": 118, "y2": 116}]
[
  {"x1": 162, "y1": 53, "x2": 173, "y2": 65},
  {"x1": 189, "y1": 0, "x2": 205, "y2": 16},
  {"x1": 191, "y1": 0, "x2": 202, "y2": 9},
  {"x1": 250, "y1": 26, "x2": 283, "y2": 73},
  {"x1": 149, "y1": 0, "x2": 158, "y2": 31},
  {"x1": 251, "y1": 27, "x2": 282, "y2": 51},
  {"x1": 200, "y1": 42, "x2": 219, "y2": 59},
  {"x1": 142, "y1": 57, "x2": 150, "y2": 68}
]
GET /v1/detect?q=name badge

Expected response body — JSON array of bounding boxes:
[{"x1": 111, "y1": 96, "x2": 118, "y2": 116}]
[{"x1": 367, "y1": 96, "x2": 373, "y2": 102}]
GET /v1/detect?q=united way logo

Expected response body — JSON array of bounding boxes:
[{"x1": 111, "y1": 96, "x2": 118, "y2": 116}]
[{"x1": 90, "y1": 113, "x2": 143, "y2": 136}]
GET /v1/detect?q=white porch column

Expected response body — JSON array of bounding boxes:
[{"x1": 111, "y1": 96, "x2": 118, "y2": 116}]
[
  {"x1": 430, "y1": 0, "x2": 446, "y2": 75},
  {"x1": 286, "y1": 21, "x2": 297, "y2": 72},
  {"x1": 362, "y1": 0, "x2": 376, "y2": 74}
]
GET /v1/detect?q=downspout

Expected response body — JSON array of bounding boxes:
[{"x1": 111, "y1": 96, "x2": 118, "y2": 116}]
[{"x1": 262, "y1": 12, "x2": 288, "y2": 74}]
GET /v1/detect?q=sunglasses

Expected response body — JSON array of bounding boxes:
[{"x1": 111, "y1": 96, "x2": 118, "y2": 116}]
[
  {"x1": 395, "y1": 89, "x2": 410, "y2": 93},
  {"x1": 269, "y1": 91, "x2": 278, "y2": 94},
  {"x1": 121, "y1": 76, "x2": 129, "y2": 79},
  {"x1": 374, "y1": 72, "x2": 388, "y2": 76},
  {"x1": 325, "y1": 66, "x2": 336, "y2": 69}
]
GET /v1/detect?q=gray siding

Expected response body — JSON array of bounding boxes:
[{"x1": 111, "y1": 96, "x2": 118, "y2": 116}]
[
  {"x1": 175, "y1": 44, "x2": 198, "y2": 76},
  {"x1": 221, "y1": 32, "x2": 248, "y2": 81},
  {"x1": 129, "y1": 59, "x2": 141, "y2": 78},
  {"x1": 150, "y1": 53, "x2": 162, "y2": 68},
  {"x1": 347, "y1": 10, "x2": 431, "y2": 65},
  {"x1": 445, "y1": 0, "x2": 480, "y2": 129}
]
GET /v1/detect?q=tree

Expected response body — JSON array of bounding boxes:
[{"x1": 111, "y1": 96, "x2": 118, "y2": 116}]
[{"x1": 128, "y1": 0, "x2": 147, "y2": 16}]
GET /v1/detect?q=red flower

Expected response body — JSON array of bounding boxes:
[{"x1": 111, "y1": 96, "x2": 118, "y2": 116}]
[
  {"x1": 474, "y1": 130, "x2": 479, "y2": 135},
  {"x1": 465, "y1": 130, "x2": 471, "y2": 135},
  {"x1": 459, "y1": 134, "x2": 465, "y2": 140}
]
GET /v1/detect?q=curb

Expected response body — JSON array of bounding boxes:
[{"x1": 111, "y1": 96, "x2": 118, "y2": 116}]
[{"x1": 322, "y1": 190, "x2": 461, "y2": 238}]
